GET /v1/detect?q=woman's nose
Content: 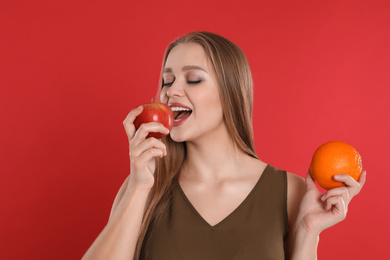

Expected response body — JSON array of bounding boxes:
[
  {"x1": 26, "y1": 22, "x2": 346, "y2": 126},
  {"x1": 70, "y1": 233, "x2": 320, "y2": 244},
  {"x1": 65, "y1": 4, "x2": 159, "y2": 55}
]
[{"x1": 166, "y1": 81, "x2": 184, "y2": 98}]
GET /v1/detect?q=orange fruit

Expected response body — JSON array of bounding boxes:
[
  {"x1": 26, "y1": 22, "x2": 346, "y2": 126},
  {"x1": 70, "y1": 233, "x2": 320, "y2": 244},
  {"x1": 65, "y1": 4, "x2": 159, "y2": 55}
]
[{"x1": 309, "y1": 141, "x2": 362, "y2": 190}]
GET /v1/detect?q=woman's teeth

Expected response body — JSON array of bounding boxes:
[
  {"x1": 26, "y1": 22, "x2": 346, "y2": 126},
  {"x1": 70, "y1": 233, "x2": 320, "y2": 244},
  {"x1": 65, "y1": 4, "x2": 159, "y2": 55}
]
[
  {"x1": 171, "y1": 107, "x2": 192, "y2": 112},
  {"x1": 171, "y1": 107, "x2": 192, "y2": 122}
]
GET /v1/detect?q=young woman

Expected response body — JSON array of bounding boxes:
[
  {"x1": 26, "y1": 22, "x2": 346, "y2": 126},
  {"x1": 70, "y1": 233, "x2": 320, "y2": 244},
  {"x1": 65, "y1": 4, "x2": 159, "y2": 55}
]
[{"x1": 83, "y1": 31, "x2": 366, "y2": 260}]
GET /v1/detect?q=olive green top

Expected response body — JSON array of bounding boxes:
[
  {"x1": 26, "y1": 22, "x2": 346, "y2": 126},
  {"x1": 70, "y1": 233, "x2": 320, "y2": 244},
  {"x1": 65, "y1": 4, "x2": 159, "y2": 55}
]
[{"x1": 142, "y1": 164, "x2": 288, "y2": 260}]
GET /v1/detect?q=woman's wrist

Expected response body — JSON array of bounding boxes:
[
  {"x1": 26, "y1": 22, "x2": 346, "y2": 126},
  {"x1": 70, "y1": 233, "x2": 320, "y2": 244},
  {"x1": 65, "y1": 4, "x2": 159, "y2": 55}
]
[
  {"x1": 128, "y1": 176, "x2": 154, "y2": 194},
  {"x1": 124, "y1": 183, "x2": 152, "y2": 205},
  {"x1": 109, "y1": 179, "x2": 152, "y2": 220},
  {"x1": 291, "y1": 223, "x2": 320, "y2": 260}
]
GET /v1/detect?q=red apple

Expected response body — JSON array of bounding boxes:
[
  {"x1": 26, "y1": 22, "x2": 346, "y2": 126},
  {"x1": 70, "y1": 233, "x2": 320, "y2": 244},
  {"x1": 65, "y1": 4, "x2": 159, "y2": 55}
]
[{"x1": 133, "y1": 102, "x2": 174, "y2": 139}]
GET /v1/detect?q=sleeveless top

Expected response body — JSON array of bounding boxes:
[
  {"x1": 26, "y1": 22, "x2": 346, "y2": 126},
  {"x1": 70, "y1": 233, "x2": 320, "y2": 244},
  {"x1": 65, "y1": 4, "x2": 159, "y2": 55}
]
[{"x1": 142, "y1": 164, "x2": 288, "y2": 260}]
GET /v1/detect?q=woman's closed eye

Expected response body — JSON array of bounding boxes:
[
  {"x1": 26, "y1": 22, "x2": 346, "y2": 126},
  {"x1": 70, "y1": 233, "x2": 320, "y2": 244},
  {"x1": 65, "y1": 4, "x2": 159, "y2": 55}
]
[
  {"x1": 187, "y1": 80, "x2": 202, "y2": 85},
  {"x1": 162, "y1": 81, "x2": 173, "y2": 87},
  {"x1": 162, "y1": 78, "x2": 202, "y2": 87}
]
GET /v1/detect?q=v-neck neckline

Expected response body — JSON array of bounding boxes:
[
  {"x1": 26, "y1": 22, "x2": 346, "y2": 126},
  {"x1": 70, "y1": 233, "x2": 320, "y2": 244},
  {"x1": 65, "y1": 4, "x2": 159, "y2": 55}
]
[{"x1": 177, "y1": 164, "x2": 270, "y2": 229}]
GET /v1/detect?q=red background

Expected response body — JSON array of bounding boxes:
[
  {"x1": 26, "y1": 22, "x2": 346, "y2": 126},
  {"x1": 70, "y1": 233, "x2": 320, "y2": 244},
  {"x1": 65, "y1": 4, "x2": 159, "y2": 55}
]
[{"x1": 1, "y1": 0, "x2": 389, "y2": 259}]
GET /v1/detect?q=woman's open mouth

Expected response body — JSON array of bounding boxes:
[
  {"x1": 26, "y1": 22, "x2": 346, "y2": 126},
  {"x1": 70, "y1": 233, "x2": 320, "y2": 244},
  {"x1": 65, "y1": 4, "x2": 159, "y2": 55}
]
[{"x1": 171, "y1": 106, "x2": 192, "y2": 126}]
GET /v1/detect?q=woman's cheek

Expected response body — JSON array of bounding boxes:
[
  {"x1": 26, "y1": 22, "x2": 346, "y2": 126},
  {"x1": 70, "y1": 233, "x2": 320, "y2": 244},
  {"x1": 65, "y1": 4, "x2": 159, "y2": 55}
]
[{"x1": 159, "y1": 90, "x2": 167, "y2": 103}]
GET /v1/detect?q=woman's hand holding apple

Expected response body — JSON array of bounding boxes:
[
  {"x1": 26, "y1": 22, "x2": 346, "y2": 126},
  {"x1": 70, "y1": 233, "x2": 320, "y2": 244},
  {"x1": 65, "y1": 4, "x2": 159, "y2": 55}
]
[{"x1": 123, "y1": 104, "x2": 172, "y2": 190}]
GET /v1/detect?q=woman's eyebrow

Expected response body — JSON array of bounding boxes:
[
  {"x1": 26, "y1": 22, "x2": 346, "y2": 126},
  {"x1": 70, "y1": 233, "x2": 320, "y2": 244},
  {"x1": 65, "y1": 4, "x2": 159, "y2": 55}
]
[
  {"x1": 182, "y1": 65, "x2": 207, "y2": 72},
  {"x1": 163, "y1": 65, "x2": 207, "y2": 74},
  {"x1": 163, "y1": 68, "x2": 172, "y2": 74}
]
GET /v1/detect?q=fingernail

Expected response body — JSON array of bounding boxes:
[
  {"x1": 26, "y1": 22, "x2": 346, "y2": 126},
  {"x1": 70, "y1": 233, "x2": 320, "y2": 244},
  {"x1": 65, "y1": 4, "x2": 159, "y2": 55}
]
[
  {"x1": 333, "y1": 175, "x2": 341, "y2": 180},
  {"x1": 165, "y1": 127, "x2": 170, "y2": 133},
  {"x1": 321, "y1": 195, "x2": 326, "y2": 201}
]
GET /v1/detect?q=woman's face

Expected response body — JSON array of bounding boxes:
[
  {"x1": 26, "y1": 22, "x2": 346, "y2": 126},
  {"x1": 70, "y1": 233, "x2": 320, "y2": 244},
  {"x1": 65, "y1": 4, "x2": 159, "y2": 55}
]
[{"x1": 160, "y1": 42, "x2": 225, "y2": 143}]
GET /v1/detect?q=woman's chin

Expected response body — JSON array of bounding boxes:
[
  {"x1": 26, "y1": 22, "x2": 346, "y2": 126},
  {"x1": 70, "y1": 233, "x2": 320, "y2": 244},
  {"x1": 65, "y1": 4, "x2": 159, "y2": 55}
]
[
  {"x1": 169, "y1": 135, "x2": 185, "y2": 143},
  {"x1": 169, "y1": 129, "x2": 189, "y2": 143}
]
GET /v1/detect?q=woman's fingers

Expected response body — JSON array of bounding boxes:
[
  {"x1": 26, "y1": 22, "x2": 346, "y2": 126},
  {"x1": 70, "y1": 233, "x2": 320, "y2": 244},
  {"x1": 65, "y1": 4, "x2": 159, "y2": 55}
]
[
  {"x1": 132, "y1": 122, "x2": 169, "y2": 143},
  {"x1": 123, "y1": 106, "x2": 144, "y2": 140},
  {"x1": 130, "y1": 136, "x2": 167, "y2": 158},
  {"x1": 333, "y1": 174, "x2": 357, "y2": 188},
  {"x1": 132, "y1": 148, "x2": 165, "y2": 169},
  {"x1": 129, "y1": 124, "x2": 168, "y2": 174},
  {"x1": 358, "y1": 170, "x2": 367, "y2": 187},
  {"x1": 305, "y1": 171, "x2": 318, "y2": 191},
  {"x1": 324, "y1": 196, "x2": 347, "y2": 219},
  {"x1": 122, "y1": 107, "x2": 171, "y2": 189},
  {"x1": 321, "y1": 186, "x2": 350, "y2": 205},
  {"x1": 333, "y1": 170, "x2": 366, "y2": 198},
  {"x1": 322, "y1": 170, "x2": 367, "y2": 205},
  {"x1": 124, "y1": 106, "x2": 169, "y2": 152},
  {"x1": 128, "y1": 122, "x2": 169, "y2": 174}
]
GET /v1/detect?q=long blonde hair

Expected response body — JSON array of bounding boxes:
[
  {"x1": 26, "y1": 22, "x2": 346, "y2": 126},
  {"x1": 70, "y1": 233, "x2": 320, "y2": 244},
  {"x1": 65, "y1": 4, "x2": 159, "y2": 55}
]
[{"x1": 134, "y1": 31, "x2": 258, "y2": 259}]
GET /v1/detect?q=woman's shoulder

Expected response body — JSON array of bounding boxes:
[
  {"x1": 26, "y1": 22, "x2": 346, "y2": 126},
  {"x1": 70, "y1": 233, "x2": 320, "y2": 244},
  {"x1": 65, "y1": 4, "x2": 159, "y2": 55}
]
[
  {"x1": 285, "y1": 171, "x2": 306, "y2": 203},
  {"x1": 263, "y1": 164, "x2": 305, "y2": 189},
  {"x1": 286, "y1": 171, "x2": 305, "y2": 190}
]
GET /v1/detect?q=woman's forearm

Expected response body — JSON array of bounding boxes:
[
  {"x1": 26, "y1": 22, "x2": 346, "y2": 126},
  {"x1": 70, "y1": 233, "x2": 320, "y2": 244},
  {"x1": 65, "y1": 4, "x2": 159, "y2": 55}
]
[{"x1": 82, "y1": 186, "x2": 150, "y2": 260}]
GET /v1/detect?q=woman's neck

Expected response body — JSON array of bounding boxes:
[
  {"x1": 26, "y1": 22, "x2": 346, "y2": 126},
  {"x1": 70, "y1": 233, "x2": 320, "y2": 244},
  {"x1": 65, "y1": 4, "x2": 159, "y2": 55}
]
[{"x1": 181, "y1": 133, "x2": 256, "y2": 183}]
